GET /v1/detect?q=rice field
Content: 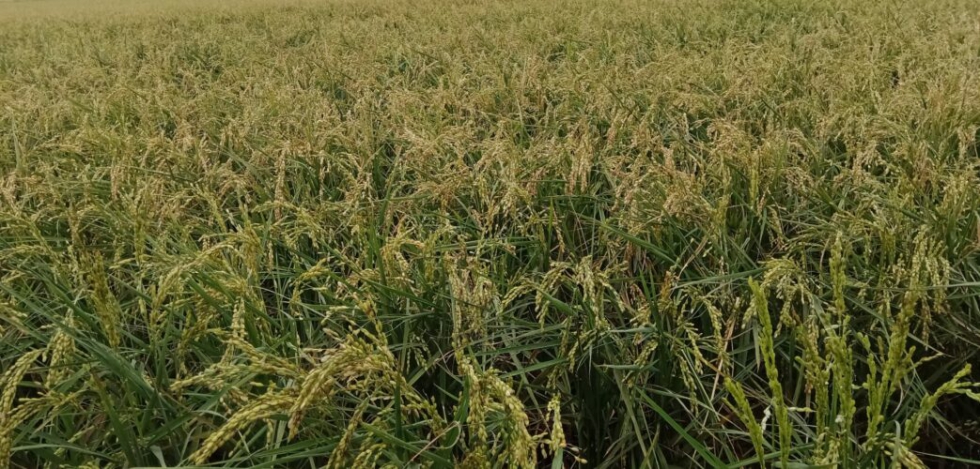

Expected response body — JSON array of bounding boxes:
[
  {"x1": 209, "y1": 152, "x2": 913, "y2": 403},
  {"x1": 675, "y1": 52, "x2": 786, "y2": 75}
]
[{"x1": 2, "y1": 0, "x2": 980, "y2": 467}]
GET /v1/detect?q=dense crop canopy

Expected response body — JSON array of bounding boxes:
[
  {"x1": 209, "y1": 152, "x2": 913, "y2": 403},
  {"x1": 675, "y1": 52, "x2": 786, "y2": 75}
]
[{"x1": 2, "y1": 0, "x2": 980, "y2": 467}]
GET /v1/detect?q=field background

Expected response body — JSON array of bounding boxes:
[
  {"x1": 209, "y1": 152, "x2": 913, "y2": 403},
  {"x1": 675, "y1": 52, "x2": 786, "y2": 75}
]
[{"x1": 2, "y1": 0, "x2": 980, "y2": 467}]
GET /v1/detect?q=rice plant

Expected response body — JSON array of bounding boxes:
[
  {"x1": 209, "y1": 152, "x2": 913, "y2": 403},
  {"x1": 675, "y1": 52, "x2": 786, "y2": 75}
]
[{"x1": 2, "y1": 0, "x2": 980, "y2": 467}]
